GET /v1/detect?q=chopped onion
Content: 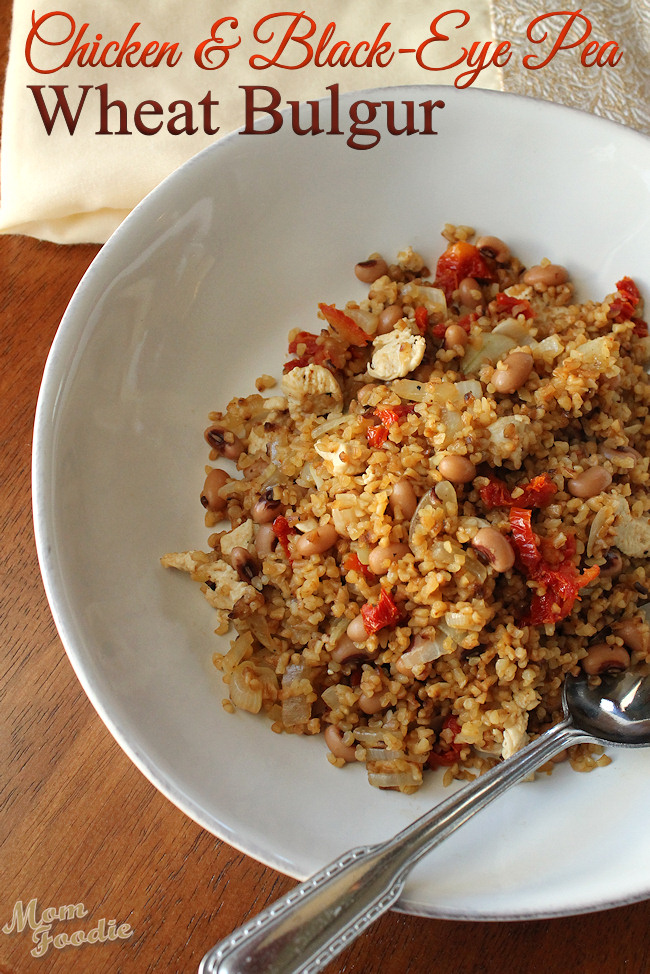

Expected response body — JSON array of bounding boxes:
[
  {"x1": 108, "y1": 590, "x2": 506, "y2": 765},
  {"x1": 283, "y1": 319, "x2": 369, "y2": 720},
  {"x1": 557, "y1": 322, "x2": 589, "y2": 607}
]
[
  {"x1": 444, "y1": 610, "x2": 485, "y2": 632},
  {"x1": 462, "y1": 333, "x2": 518, "y2": 375},
  {"x1": 408, "y1": 489, "x2": 442, "y2": 554},
  {"x1": 229, "y1": 661, "x2": 266, "y2": 713},
  {"x1": 345, "y1": 306, "x2": 379, "y2": 336},
  {"x1": 391, "y1": 379, "x2": 431, "y2": 402},
  {"x1": 586, "y1": 505, "x2": 611, "y2": 558},
  {"x1": 492, "y1": 317, "x2": 532, "y2": 342},
  {"x1": 321, "y1": 685, "x2": 346, "y2": 710},
  {"x1": 281, "y1": 663, "x2": 313, "y2": 727},
  {"x1": 400, "y1": 282, "x2": 447, "y2": 317},
  {"x1": 365, "y1": 748, "x2": 407, "y2": 762},
  {"x1": 439, "y1": 408, "x2": 463, "y2": 444},
  {"x1": 311, "y1": 413, "x2": 352, "y2": 439},
  {"x1": 434, "y1": 479, "x2": 458, "y2": 516},
  {"x1": 398, "y1": 632, "x2": 451, "y2": 671},
  {"x1": 571, "y1": 335, "x2": 613, "y2": 368},
  {"x1": 353, "y1": 726, "x2": 386, "y2": 746},
  {"x1": 535, "y1": 335, "x2": 563, "y2": 360},
  {"x1": 221, "y1": 633, "x2": 254, "y2": 676},
  {"x1": 367, "y1": 771, "x2": 420, "y2": 790},
  {"x1": 454, "y1": 379, "x2": 483, "y2": 400}
]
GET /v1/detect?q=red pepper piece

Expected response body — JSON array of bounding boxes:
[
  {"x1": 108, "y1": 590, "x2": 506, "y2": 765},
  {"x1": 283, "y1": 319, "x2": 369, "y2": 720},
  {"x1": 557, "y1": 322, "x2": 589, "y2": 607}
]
[
  {"x1": 428, "y1": 716, "x2": 463, "y2": 768},
  {"x1": 318, "y1": 303, "x2": 371, "y2": 347},
  {"x1": 434, "y1": 241, "x2": 496, "y2": 301},
  {"x1": 494, "y1": 291, "x2": 534, "y2": 319},
  {"x1": 480, "y1": 473, "x2": 557, "y2": 510},
  {"x1": 361, "y1": 589, "x2": 401, "y2": 634}
]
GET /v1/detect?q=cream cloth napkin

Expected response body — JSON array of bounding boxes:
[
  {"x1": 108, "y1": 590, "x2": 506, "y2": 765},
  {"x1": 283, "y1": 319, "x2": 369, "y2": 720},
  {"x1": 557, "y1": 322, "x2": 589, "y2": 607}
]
[
  {"x1": 493, "y1": 0, "x2": 650, "y2": 137},
  {"x1": 0, "y1": 0, "x2": 500, "y2": 243}
]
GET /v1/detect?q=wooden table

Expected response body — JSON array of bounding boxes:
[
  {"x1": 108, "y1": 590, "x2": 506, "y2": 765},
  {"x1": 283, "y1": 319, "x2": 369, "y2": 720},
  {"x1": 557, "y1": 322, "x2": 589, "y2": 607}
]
[{"x1": 2, "y1": 9, "x2": 650, "y2": 974}]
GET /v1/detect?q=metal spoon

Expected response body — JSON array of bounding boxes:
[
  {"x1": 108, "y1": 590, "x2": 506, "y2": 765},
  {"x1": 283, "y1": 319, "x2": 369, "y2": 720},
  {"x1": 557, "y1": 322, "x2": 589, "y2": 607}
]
[{"x1": 199, "y1": 666, "x2": 650, "y2": 974}]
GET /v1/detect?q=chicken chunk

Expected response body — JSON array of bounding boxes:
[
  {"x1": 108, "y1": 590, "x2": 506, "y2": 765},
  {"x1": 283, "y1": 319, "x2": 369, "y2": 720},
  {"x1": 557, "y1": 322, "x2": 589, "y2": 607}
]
[
  {"x1": 281, "y1": 364, "x2": 343, "y2": 417},
  {"x1": 367, "y1": 324, "x2": 426, "y2": 381}
]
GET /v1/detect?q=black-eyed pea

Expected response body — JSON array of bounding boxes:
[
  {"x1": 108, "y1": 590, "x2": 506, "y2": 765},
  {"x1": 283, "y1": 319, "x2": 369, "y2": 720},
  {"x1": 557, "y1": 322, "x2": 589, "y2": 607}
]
[
  {"x1": 251, "y1": 491, "x2": 284, "y2": 523},
  {"x1": 581, "y1": 642, "x2": 630, "y2": 675},
  {"x1": 377, "y1": 304, "x2": 404, "y2": 334},
  {"x1": 389, "y1": 479, "x2": 418, "y2": 519},
  {"x1": 347, "y1": 614, "x2": 369, "y2": 644},
  {"x1": 475, "y1": 235, "x2": 510, "y2": 264},
  {"x1": 444, "y1": 324, "x2": 470, "y2": 349},
  {"x1": 204, "y1": 425, "x2": 244, "y2": 460},
  {"x1": 523, "y1": 263, "x2": 569, "y2": 288},
  {"x1": 367, "y1": 542, "x2": 410, "y2": 576},
  {"x1": 491, "y1": 351, "x2": 534, "y2": 395},
  {"x1": 230, "y1": 546, "x2": 259, "y2": 583},
  {"x1": 437, "y1": 455, "x2": 476, "y2": 484},
  {"x1": 471, "y1": 527, "x2": 515, "y2": 573},
  {"x1": 324, "y1": 725, "x2": 357, "y2": 763},
  {"x1": 358, "y1": 693, "x2": 383, "y2": 715},
  {"x1": 294, "y1": 523, "x2": 339, "y2": 557},
  {"x1": 457, "y1": 277, "x2": 483, "y2": 309},
  {"x1": 614, "y1": 618, "x2": 650, "y2": 656},
  {"x1": 331, "y1": 635, "x2": 365, "y2": 664},
  {"x1": 567, "y1": 465, "x2": 612, "y2": 499},
  {"x1": 200, "y1": 468, "x2": 230, "y2": 514},
  {"x1": 599, "y1": 550, "x2": 623, "y2": 578},
  {"x1": 354, "y1": 257, "x2": 389, "y2": 284},
  {"x1": 254, "y1": 523, "x2": 278, "y2": 559}
]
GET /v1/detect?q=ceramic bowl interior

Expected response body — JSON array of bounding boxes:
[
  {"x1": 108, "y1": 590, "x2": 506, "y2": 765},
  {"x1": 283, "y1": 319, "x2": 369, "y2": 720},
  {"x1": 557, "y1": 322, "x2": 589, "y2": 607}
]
[{"x1": 33, "y1": 86, "x2": 650, "y2": 919}]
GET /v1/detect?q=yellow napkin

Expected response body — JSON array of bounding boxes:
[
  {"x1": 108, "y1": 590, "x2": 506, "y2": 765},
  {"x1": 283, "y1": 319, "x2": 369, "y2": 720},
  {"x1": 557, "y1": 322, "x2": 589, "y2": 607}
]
[{"x1": 0, "y1": 1, "x2": 500, "y2": 243}]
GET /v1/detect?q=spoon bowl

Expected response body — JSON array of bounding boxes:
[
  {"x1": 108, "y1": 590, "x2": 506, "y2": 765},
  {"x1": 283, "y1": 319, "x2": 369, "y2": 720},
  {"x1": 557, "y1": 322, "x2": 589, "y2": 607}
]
[
  {"x1": 567, "y1": 666, "x2": 650, "y2": 746},
  {"x1": 200, "y1": 665, "x2": 650, "y2": 974}
]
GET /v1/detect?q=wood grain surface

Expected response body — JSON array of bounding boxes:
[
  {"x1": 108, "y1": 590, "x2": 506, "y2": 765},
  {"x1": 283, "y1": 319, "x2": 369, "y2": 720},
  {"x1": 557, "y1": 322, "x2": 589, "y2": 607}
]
[{"x1": 1, "y1": 3, "x2": 650, "y2": 973}]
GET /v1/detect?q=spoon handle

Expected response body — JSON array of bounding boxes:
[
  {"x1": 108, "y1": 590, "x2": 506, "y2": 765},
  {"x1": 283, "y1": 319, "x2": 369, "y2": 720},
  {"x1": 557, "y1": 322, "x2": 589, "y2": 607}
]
[{"x1": 199, "y1": 719, "x2": 585, "y2": 974}]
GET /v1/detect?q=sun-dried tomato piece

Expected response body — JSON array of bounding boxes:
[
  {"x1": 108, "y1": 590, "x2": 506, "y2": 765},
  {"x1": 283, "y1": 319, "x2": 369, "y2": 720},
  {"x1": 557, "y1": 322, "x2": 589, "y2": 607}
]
[
  {"x1": 342, "y1": 553, "x2": 376, "y2": 583},
  {"x1": 509, "y1": 508, "x2": 542, "y2": 572},
  {"x1": 366, "y1": 425, "x2": 388, "y2": 448},
  {"x1": 509, "y1": 507, "x2": 600, "y2": 625},
  {"x1": 272, "y1": 515, "x2": 295, "y2": 564},
  {"x1": 493, "y1": 291, "x2": 534, "y2": 319},
  {"x1": 480, "y1": 473, "x2": 557, "y2": 510},
  {"x1": 414, "y1": 305, "x2": 429, "y2": 335},
  {"x1": 283, "y1": 329, "x2": 348, "y2": 373},
  {"x1": 609, "y1": 277, "x2": 646, "y2": 334},
  {"x1": 318, "y1": 303, "x2": 371, "y2": 346},
  {"x1": 434, "y1": 241, "x2": 497, "y2": 301},
  {"x1": 374, "y1": 404, "x2": 415, "y2": 427},
  {"x1": 428, "y1": 717, "x2": 463, "y2": 768},
  {"x1": 361, "y1": 589, "x2": 401, "y2": 634},
  {"x1": 366, "y1": 404, "x2": 415, "y2": 448}
]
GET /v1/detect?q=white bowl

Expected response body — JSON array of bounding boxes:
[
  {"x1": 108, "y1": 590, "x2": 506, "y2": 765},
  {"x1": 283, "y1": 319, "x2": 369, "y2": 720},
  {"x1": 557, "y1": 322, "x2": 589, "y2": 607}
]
[{"x1": 33, "y1": 86, "x2": 650, "y2": 919}]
